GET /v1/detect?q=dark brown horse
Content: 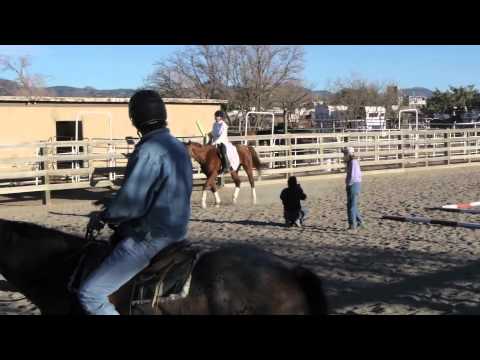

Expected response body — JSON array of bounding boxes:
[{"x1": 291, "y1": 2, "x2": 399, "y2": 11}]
[
  {"x1": 185, "y1": 141, "x2": 262, "y2": 208},
  {"x1": 0, "y1": 219, "x2": 328, "y2": 315}
]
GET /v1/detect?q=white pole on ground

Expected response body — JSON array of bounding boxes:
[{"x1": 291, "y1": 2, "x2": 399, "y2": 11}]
[{"x1": 441, "y1": 201, "x2": 480, "y2": 209}]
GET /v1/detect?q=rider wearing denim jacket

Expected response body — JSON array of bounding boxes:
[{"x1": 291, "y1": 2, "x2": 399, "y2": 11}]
[{"x1": 77, "y1": 90, "x2": 193, "y2": 315}]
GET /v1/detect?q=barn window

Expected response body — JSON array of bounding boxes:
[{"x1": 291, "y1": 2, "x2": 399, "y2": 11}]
[{"x1": 56, "y1": 121, "x2": 83, "y2": 141}]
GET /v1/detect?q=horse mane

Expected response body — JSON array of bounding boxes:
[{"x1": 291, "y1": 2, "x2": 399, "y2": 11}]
[
  {"x1": 188, "y1": 141, "x2": 213, "y2": 150},
  {"x1": 188, "y1": 141, "x2": 203, "y2": 148},
  {"x1": 0, "y1": 219, "x2": 85, "y2": 254},
  {"x1": 186, "y1": 141, "x2": 215, "y2": 166}
]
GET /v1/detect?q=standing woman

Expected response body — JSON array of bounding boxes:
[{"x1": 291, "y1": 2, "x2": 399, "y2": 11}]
[{"x1": 342, "y1": 147, "x2": 364, "y2": 230}]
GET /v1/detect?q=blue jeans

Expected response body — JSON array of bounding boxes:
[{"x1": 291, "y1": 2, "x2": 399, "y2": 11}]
[
  {"x1": 346, "y1": 182, "x2": 363, "y2": 229},
  {"x1": 78, "y1": 233, "x2": 176, "y2": 315}
]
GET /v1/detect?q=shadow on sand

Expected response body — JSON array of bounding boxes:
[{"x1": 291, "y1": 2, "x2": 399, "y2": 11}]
[
  {"x1": 0, "y1": 188, "x2": 114, "y2": 206},
  {"x1": 190, "y1": 218, "x2": 286, "y2": 228},
  {"x1": 190, "y1": 218, "x2": 347, "y2": 234},
  {"x1": 190, "y1": 236, "x2": 480, "y2": 314},
  {"x1": 295, "y1": 243, "x2": 480, "y2": 314}
]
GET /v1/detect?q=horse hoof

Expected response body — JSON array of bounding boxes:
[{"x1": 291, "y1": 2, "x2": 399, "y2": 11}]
[{"x1": 215, "y1": 204, "x2": 220, "y2": 208}]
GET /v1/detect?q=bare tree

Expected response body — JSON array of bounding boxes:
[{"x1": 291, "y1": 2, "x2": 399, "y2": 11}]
[
  {"x1": 329, "y1": 74, "x2": 400, "y2": 119},
  {"x1": 234, "y1": 45, "x2": 305, "y2": 111},
  {"x1": 272, "y1": 80, "x2": 313, "y2": 124},
  {"x1": 147, "y1": 45, "x2": 305, "y2": 112},
  {"x1": 146, "y1": 46, "x2": 229, "y2": 99},
  {"x1": 0, "y1": 55, "x2": 50, "y2": 96}
]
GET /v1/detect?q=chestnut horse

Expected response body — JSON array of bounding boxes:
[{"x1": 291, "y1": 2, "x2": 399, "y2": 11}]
[{"x1": 185, "y1": 141, "x2": 262, "y2": 209}]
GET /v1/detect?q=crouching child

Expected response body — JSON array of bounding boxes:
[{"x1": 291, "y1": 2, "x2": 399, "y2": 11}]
[{"x1": 280, "y1": 176, "x2": 307, "y2": 227}]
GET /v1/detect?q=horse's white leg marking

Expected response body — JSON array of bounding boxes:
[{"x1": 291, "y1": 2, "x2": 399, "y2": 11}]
[
  {"x1": 214, "y1": 191, "x2": 221, "y2": 208},
  {"x1": 251, "y1": 188, "x2": 257, "y2": 205},
  {"x1": 232, "y1": 187, "x2": 240, "y2": 204},
  {"x1": 202, "y1": 190, "x2": 208, "y2": 209}
]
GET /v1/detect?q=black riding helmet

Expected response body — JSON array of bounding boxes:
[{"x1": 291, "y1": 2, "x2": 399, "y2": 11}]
[
  {"x1": 214, "y1": 110, "x2": 226, "y2": 119},
  {"x1": 288, "y1": 176, "x2": 298, "y2": 188},
  {"x1": 129, "y1": 90, "x2": 167, "y2": 132}
]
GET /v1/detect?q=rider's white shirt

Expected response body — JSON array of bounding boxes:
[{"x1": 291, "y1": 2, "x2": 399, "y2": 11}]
[{"x1": 211, "y1": 120, "x2": 228, "y2": 145}]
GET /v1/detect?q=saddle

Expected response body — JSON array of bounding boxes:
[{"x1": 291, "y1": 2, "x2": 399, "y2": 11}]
[
  {"x1": 215, "y1": 143, "x2": 232, "y2": 173},
  {"x1": 68, "y1": 236, "x2": 201, "y2": 315}
]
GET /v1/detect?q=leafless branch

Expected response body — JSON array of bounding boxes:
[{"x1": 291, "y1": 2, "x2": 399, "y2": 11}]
[
  {"x1": 0, "y1": 54, "x2": 51, "y2": 96},
  {"x1": 146, "y1": 45, "x2": 305, "y2": 112}
]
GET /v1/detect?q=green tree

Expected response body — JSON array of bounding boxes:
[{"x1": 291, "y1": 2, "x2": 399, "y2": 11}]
[
  {"x1": 423, "y1": 86, "x2": 479, "y2": 116},
  {"x1": 422, "y1": 89, "x2": 452, "y2": 116},
  {"x1": 449, "y1": 85, "x2": 477, "y2": 112}
]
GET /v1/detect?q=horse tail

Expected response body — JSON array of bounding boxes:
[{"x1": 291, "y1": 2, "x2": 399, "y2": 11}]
[
  {"x1": 293, "y1": 266, "x2": 328, "y2": 315},
  {"x1": 247, "y1": 146, "x2": 262, "y2": 175}
]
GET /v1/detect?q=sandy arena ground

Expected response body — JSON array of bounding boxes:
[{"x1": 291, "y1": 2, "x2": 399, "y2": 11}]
[{"x1": 1, "y1": 164, "x2": 480, "y2": 315}]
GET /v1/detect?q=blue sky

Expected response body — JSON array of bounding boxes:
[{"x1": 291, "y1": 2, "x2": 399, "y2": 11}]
[{"x1": 0, "y1": 45, "x2": 479, "y2": 91}]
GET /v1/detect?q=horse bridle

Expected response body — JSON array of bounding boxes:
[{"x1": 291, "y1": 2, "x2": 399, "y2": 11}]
[
  {"x1": 85, "y1": 223, "x2": 117, "y2": 243},
  {"x1": 85, "y1": 226, "x2": 99, "y2": 243}
]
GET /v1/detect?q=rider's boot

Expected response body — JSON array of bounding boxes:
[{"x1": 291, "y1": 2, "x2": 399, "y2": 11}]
[{"x1": 220, "y1": 144, "x2": 230, "y2": 174}]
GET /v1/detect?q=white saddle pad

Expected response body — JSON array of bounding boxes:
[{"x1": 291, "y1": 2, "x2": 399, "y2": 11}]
[{"x1": 225, "y1": 142, "x2": 240, "y2": 171}]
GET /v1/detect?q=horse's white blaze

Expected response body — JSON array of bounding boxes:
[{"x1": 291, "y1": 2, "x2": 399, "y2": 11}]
[
  {"x1": 251, "y1": 188, "x2": 257, "y2": 204},
  {"x1": 214, "y1": 191, "x2": 221, "y2": 207},
  {"x1": 233, "y1": 187, "x2": 240, "y2": 204},
  {"x1": 202, "y1": 190, "x2": 208, "y2": 209}
]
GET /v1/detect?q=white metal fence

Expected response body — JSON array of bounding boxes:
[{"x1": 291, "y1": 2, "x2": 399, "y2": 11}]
[{"x1": 0, "y1": 128, "x2": 480, "y2": 204}]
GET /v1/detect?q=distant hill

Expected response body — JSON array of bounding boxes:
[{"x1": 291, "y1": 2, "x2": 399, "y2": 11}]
[
  {"x1": 312, "y1": 90, "x2": 333, "y2": 97},
  {"x1": 400, "y1": 87, "x2": 434, "y2": 98},
  {"x1": 311, "y1": 87, "x2": 434, "y2": 101},
  {"x1": 48, "y1": 86, "x2": 136, "y2": 97},
  {"x1": 0, "y1": 78, "x2": 435, "y2": 100},
  {"x1": 0, "y1": 79, "x2": 19, "y2": 95},
  {"x1": 313, "y1": 87, "x2": 434, "y2": 99},
  {"x1": 0, "y1": 78, "x2": 136, "y2": 97},
  {"x1": 311, "y1": 90, "x2": 333, "y2": 102}
]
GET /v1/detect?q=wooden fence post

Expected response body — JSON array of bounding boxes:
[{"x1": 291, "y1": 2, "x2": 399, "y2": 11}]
[
  {"x1": 287, "y1": 136, "x2": 292, "y2": 179},
  {"x1": 466, "y1": 130, "x2": 471, "y2": 163},
  {"x1": 447, "y1": 131, "x2": 451, "y2": 165},
  {"x1": 87, "y1": 141, "x2": 93, "y2": 184},
  {"x1": 42, "y1": 141, "x2": 51, "y2": 206},
  {"x1": 399, "y1": 132, "x2": 404, "y2": 169},
  {"x1": 319, "y1": 136, "x2": 323, "y2": 167}
]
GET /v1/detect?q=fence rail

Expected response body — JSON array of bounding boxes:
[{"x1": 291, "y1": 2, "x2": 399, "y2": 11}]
[{"x1": 1, "y1": 128, "x2": 480, "y2": 204}]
